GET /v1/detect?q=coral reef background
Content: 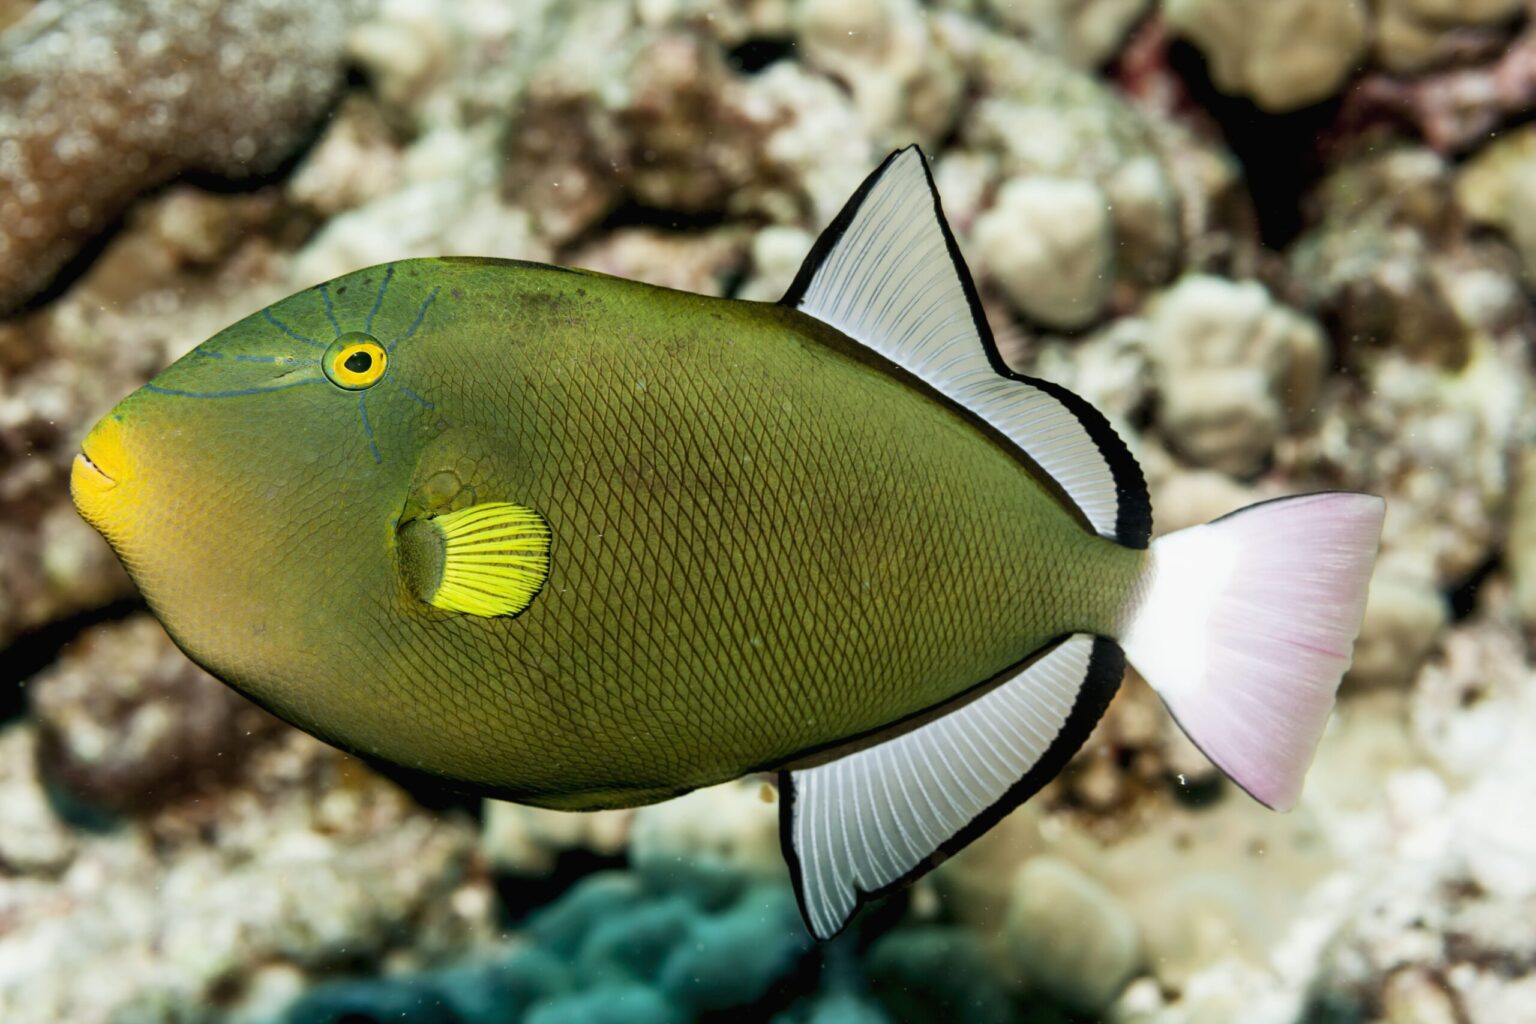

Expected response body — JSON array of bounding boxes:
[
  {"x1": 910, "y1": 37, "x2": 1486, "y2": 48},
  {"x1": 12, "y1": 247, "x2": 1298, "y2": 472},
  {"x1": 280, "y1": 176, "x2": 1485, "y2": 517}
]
[{"x1": 2, "y1": 1, "x2": 1535, "y2": 1022}]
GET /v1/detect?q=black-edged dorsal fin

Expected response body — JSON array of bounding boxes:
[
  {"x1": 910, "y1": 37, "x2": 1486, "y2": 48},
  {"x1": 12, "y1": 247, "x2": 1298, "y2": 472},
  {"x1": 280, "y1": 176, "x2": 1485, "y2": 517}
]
[{"x1": 782, "y1": 146, "x2": 1150, "y2": 547}]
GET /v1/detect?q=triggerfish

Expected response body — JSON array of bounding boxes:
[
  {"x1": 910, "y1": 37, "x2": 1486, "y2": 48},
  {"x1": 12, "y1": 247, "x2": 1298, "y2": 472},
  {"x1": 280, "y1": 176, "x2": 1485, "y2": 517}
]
[{"x1": 72, "y1": 147, "x2": 1383, "y2": 938}]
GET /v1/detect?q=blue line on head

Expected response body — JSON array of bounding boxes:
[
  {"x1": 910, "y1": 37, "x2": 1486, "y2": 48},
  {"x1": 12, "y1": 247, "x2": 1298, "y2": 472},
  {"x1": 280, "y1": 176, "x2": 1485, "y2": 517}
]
[
  {"x1": 366, "y1": 265, "x2": 395, "y2": 334},
  {"x1": 359, "y1": 394, "x2": 383, "y2": 464},
  {"x1": 143, "y1": 378, "x2": 326, "y2": 399},
  {"x1": 389, "y1": 286, "x2": 440, "y2": 353},
  {"x1": 233, "y1": 354, "x2": 318, "y2": 365},
  {"x1": 397, "y1": 385, "x2": 435, "y2": 410},
  {"x1": 198, "y1": 350, "x2": 316, "y2": 366},
  {"x1": 320, "y1": 284, "x2": 342, "y2": 338},
  {"x1": 262, "y1": 309, "x2": 326, "y2": 349}
]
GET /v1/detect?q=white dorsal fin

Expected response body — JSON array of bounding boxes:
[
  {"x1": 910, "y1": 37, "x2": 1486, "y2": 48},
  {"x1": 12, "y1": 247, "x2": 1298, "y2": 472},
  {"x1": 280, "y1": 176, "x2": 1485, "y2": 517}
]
[
  {"x1": 782, "y1": 146, "x2": 1150, "y2": 547},
  {"x1": 780, "y1": 635, "x2": 1122, "y2": 939}
]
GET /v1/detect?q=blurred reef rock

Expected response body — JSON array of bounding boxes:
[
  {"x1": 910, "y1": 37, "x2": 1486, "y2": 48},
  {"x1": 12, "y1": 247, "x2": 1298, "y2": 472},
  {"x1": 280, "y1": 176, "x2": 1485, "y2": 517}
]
[
  {"x1": 1165, "y1": 0, "x2": 1371, "y2": 112},
  {"x1": 0, "y1": 0, "x2": 374, "y2": 314},
  {"x1": 0, "y1": 621, "x2": 494, "y2": 1024},
  {"x1": 2, "y1": 0, "x2": 1536, "y2": 1022}
]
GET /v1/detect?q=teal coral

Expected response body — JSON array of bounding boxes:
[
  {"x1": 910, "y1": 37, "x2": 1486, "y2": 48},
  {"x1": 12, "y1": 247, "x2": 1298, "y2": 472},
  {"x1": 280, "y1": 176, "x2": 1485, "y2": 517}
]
[
  {"x1": 657, "y1": 883, "x2": 813, "y2": 1011},
  {"x1": 866, "y1": 928, "x2": 1018, "y2": 1024},
  {"x1": 276, "y1": 859, "x2": 1101, "y2": 1024}
]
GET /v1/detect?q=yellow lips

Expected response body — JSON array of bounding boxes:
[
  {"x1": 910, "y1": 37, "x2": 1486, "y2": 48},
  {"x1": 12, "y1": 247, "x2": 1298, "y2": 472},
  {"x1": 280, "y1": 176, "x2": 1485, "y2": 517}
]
[
  {"x1": 71, "y1": 415, "x2": 132, "y2": 529},
  {"x1": 73, "y1": 450, "x2": 116, "y2": 488}
]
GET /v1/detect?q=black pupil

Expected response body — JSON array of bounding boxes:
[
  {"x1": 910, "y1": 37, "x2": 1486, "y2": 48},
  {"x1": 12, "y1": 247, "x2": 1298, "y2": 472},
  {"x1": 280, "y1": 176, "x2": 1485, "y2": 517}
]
[{"x1": 344, "y1": 350, "x2": 373, "y2": 374}]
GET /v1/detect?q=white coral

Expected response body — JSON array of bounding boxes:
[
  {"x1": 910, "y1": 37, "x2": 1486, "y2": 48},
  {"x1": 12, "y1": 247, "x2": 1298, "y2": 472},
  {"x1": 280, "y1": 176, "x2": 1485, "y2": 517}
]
[
  {"x1": 972, "y1": 176, "x2": 1114, "y2": 330},
  {"x1": 1146, "y1": 275, "x2": 1327, "y2": 476},
  {"x1": 1164, "y1": 0, "x2": 1370, "y2": 112}
]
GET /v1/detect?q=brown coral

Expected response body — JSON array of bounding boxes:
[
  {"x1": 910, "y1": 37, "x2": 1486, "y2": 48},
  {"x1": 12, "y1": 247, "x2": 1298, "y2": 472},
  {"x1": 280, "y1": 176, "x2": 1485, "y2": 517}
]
[
  {"x1": 1337, "y1": 13, "x2": 1536, "y2": 154},
  {"x1": 502, "y1": 31, "x2": 803, "y2": 246},
  {"x1": 0, "y1": 0, "x2": 368, "y2": 312}
]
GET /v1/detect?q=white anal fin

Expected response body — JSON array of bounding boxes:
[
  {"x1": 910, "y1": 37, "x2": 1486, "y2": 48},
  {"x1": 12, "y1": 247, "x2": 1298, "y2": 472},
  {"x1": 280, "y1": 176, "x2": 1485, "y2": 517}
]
[
  {"x1": 782, "y1": 146, "x2": 1150, "y2": 547},
  {"x1": 781, "y1": 635, "x2": 1123, "y2": 939}
]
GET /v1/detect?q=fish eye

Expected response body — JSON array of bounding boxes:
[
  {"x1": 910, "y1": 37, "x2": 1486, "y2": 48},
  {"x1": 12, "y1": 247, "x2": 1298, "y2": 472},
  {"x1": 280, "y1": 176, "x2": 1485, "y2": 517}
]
[{"x1": 324, "y1": 333, "x2": 388, "y2": 390}]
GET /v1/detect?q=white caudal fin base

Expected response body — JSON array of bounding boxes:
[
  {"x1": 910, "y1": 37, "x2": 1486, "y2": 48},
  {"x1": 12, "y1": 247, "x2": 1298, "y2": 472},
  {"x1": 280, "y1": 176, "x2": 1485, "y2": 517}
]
[{"x1": 1121, "y1": 493, "x2": 1385, "y2": 811}]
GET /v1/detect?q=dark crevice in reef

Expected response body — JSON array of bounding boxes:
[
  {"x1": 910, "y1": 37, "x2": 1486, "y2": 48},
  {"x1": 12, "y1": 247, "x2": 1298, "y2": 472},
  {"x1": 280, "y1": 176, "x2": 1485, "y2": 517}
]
[
  {"x1": 11, "y1": 206, "x2": 133, "y2": 315},
  {"x1": 1456, "y1": 104, "x2": 1536, "y2": 164},
  {"x1": 492, "y1": 849, "x2": 629, "y2": 923},
  {"x1": 587, "y1": 198, "x2": 738, "y2": 239},
  {"x1": 726, "y1": 37, "x2": 798, "y2": 75},
  {"x1": 1449, "y1": 554, "x2": 1502, "y2": 623},
  {"x1": 718, "y1": 262, "x2": 751, "y2": 300},
  {"x1": 556, "y1": 198, "x2": 748, "y2": 270},
  {"x1": 176, "y1": 120, "x2": 333, "y2": 196},
  {"x1": 0, "y1": 597, "x2": 146, "y2": 724},
  {"x1": 358, "y1": 756, "x2": 489, "y2": 821},
  {"x1": 180, "y1": 70, "x2": 369, "y2": 197},
  {"x1": 1165, "y1": 39, "x2": 1351, "y2": 250}
]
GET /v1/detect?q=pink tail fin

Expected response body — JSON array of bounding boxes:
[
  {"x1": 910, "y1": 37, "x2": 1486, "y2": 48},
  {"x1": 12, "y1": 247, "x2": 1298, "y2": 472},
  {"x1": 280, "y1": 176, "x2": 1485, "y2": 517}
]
[{"x1": 1120, "y1": 492, "x2": 1385, "y2": 810}]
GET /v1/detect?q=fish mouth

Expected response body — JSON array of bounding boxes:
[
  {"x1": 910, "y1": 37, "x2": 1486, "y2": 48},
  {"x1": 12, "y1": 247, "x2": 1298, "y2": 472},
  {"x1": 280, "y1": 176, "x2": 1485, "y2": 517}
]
[
  {"x1": 71, "y1": 416, "x2": 131, "y2": 504},
  {"x1": 74, "y1": 448, "x2": 116, "y2": 488}
]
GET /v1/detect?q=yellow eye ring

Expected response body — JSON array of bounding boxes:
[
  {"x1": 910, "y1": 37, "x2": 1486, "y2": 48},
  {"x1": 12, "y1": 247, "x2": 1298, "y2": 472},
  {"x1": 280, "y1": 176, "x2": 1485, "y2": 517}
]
[{"x1": 324, "y1": 333, "x2": 388, "y2": 390}]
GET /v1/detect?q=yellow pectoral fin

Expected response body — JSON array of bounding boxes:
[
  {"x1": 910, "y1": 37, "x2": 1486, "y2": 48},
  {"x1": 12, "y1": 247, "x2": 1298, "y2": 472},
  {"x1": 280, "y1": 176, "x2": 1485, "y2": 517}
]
[{"x1": 400, "y1": 502, "x2": 551, "y2": 617}]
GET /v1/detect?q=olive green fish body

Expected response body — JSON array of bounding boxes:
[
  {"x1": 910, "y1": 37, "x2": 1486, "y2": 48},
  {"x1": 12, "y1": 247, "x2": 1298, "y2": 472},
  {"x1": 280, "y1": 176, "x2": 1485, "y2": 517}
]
[
  {"x1": 414, "y1": 265, "x2": 1144, "y2": 804},
  {"x1": 75, "y1": 148, "x2": 1384, "y2": 939},
  {"x1": 98, "y1": 259, "x2": 1140, "y2": 808}
]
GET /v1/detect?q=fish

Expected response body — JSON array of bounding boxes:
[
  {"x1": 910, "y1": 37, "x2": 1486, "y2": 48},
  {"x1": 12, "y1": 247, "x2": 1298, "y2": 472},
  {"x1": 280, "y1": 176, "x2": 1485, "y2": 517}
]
[{"x1": 71, "y1": 146, "x2": 1384, "y2": 939}]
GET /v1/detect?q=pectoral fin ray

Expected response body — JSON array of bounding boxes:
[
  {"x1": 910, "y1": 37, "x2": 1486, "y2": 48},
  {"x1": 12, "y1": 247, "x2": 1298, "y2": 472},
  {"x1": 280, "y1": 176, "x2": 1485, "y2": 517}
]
[{"x1": 399, "y1": 502, "x2": 551, "y2": 618}]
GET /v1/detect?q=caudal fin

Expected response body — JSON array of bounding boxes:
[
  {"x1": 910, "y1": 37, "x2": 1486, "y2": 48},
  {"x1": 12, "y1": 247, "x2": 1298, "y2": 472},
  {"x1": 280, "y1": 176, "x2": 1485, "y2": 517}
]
[{"x1": 1120, "y1": 492, "x2": 1384, "y2": 811}]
